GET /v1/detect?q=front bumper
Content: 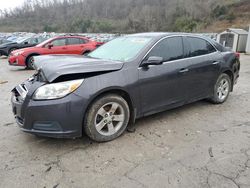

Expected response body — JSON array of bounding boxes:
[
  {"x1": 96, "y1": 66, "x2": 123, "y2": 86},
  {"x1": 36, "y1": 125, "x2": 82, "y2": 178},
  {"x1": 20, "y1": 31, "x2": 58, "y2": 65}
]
[
  {"x1": 8, "y1": 54, "x2": 26, "y2": 66},
  {"x1": 11, "y1": 82, "x2": 87, "y2": 138}
]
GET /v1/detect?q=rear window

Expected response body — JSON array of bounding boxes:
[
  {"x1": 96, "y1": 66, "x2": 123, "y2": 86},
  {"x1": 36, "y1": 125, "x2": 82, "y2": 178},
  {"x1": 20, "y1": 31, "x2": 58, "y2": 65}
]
[
  {"x1": 186, "y1": 37, "x2": 216, "y2": 57},
  {"x1": 212, "y1": 41, "x2": 228, "y2": 52}
]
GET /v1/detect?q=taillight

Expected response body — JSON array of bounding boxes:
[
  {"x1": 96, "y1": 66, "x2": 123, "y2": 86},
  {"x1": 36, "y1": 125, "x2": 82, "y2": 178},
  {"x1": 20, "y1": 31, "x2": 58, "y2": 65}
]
[{"x1": 235, "y1": 52, "x2": 240, "y2": 59}]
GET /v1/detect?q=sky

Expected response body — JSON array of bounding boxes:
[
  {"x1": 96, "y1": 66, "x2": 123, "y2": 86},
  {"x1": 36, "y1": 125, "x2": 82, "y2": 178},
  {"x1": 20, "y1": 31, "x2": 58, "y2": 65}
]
[{"x1": 0, "y1": 0, "x2": 25, "y2": 10}]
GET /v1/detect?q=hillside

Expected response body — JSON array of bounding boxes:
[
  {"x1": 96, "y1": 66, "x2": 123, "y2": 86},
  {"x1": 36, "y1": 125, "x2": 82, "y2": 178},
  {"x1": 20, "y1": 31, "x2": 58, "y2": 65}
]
[
  {"x1": 0, "y1": 0, "x2": 249, "y2": 33},
  {"x1": 202, "y1": 0, "x2": 250, "y2": 32}
]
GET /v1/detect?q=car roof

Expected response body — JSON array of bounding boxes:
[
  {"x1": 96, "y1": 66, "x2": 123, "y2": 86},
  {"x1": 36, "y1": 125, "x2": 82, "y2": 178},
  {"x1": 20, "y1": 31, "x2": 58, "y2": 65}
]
[
  {"x1": 128, "y1": 32, "x2": 209, "y2": 39},
  {"x1": 52, "y1": 35, "x2": 89, "y2": 40},
  {"x1": 129, "y1": 32, "x2": 170, "y2": 37},
  {"x1": 128, "y1": 32, "x2": 221, "y2": 46}
]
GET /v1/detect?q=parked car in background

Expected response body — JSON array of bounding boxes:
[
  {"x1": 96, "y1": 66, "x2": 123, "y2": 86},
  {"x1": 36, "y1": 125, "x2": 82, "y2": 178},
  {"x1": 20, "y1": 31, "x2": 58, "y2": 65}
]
[
  {"x1": 8, "y1": 35, "x2": 101, "y2": 69},
  {"x1": 0, "y1": 36, "x2": 47, "y2": 57},
  {"x1": 0, "y1": 39, "x2": 12, "y2": 45},
  {"x1": 11, "y1": 33, "x2": 240, "y2": 142}
]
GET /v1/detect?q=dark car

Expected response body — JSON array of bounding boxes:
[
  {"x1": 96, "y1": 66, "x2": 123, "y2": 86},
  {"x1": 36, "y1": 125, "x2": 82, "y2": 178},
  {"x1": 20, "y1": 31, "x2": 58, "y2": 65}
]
[
  {"x1": 0, "y1": 39, "x2": 11, "y2": 55},
  {"x1": 11, "y1": 33, "x2": 240, "y2": 142},
  {"x1": 0, "y1": 38, "x2": 11, "y2": 45},
  {"x1": 0, "y1": 36, "x2": 46, "y2": 56}
]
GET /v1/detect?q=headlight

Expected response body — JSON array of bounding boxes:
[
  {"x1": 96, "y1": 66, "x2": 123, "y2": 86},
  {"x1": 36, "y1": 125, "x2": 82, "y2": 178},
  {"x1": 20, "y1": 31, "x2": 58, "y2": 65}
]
[
  {"x1": 14, "y1": 51, "x2": 24, "y2": 56},
  {"x1": 33, "y1": 79, "x2": 84, "y2": 100}
]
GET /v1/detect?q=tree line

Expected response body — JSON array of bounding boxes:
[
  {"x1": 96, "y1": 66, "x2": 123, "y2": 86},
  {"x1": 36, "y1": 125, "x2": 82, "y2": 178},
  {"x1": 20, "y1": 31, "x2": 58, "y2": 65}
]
[{"x1": 0, "y1": 0, "x2": 243, "y2": 33}]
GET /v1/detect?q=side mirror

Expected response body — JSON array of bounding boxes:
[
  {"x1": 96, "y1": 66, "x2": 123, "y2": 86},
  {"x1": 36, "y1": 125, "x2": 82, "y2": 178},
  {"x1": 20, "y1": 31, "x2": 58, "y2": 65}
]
[
  {"x1": 48, "y1": 43, "x2": 53, "y2": 49},
  {"x1": 142, "y1": 56, "x2": 163, "y2": 66},
  {"x1": 24, "y1": 41, "x2": 28, "y2": 45}
]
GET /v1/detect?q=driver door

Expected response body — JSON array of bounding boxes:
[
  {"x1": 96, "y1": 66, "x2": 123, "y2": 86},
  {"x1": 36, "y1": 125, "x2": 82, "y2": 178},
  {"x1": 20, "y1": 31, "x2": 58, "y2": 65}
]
[
  {"x1": 44, "y1": 38, "x2": 68, "y2": 54},
  {"x1": 138, "y1": 36, "x2": 189, "y2": 115}
]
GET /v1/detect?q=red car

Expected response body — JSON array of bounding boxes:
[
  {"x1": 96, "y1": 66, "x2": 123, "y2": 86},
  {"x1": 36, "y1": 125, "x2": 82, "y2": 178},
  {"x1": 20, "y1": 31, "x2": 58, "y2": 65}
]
[{"x1": 8, "y1": 36, "x2": 101, "y2": 69}]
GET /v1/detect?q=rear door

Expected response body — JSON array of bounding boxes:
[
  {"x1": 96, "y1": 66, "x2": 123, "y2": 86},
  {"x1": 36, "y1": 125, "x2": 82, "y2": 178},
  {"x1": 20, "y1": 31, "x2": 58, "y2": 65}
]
[
  {"x1": 183, "y1": 36, "x2": 221, "y2": 101},
  {"x1": 66, "y1": 37, "x2": 88, "y2": 54}
]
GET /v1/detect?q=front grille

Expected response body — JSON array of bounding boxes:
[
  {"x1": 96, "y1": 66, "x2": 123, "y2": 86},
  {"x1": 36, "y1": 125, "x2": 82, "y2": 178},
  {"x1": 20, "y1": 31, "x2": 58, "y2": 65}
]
[
  {"x1": 16, "y1": 116, "x2": 24, "y2": 126},
  {"x1": 17, "y1": 84, "x2": 28, "y2": 99},
  {"x1": 12, "y1": 84, "x2": 28, "y2": 102}
]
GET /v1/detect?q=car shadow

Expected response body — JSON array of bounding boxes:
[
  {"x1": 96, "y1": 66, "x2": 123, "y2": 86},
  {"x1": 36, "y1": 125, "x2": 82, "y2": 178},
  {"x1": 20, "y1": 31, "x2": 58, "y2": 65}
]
[
  {"x1": 134, "y1": 100, "x2": 211, "y2": 128},
  {"x1": 9, "y1": 67, "x2": 33, "y2": 72},
  {"x1": 23, "y1": 99, "x2": 212, "y2": 149}
]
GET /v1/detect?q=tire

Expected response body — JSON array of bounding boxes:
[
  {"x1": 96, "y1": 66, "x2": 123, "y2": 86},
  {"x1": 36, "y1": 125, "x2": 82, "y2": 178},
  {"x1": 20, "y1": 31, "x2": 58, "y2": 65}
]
[
  {"x1": 26, "y1": 55, "x2": 36, "y2": 70},
  {"x1": 209, "y1": 73, "x2": 232, "y2": 104},
  {"x1": 84, "y1": 94, "x2": 130, "y2": 142},
  {"x1": 82, "y1": 51, "x2": 91, "y2": 56}
]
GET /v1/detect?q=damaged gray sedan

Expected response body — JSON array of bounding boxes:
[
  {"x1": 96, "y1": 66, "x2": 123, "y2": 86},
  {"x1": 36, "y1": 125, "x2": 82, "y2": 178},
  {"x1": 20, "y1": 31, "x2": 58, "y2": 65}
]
[{"x1": 11, "y1": 33, "x2": 240, "y2": 142}]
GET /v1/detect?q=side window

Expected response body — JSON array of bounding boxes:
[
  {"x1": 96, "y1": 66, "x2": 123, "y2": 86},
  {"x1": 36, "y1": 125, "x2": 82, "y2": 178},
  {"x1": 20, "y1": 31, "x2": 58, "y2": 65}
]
[
  {"x1": 51, "y1": 39, "x2": 66, "y2": 46},
  {"x1": 147, "y1": 37, "x2": 184, "y2": 62},
  {"x1": 79, "y1": 39, "x2": 88, "y2": 44},
  {"x1": 186, "y1": 37, "x2": 216, "y2": 57},
  {"x1": 67, "y1": 38, "x2": 81, "y2": 45}
]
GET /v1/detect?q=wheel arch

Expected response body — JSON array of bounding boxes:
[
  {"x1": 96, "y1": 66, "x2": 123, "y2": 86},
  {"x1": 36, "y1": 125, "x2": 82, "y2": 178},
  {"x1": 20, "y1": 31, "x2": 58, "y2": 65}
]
[
  {"x1": 25, "y1": 53, "x2": 41, "y2": 66},
  {"x1": 222, "y1": 69, "x2": 234, "y2": 91},
  {"x1": 82, "y1": 88, "x2": 136, "y2": 134},
  {"x1": 82, "y1": 49, "x2": 92, "y2": 55},
  {"x1": 8, "y1": 47, "x2": 18, "y2": 54}
]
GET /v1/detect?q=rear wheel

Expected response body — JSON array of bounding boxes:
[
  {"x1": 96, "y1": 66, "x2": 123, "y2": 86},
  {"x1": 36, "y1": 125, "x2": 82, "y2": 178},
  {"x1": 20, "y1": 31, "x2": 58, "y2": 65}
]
[
  {"x1": 209, "y1": 73, "x2": 231, "y2": 104},
  {"x1": 82, "y1": 50, "x2": 91, "y2": 56},
  {"x1": 84, "y1": 94, "x2": 130, "y2": 142}
]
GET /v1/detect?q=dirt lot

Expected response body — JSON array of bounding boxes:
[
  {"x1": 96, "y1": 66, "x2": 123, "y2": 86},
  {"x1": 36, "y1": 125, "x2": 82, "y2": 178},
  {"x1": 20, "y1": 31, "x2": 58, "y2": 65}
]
[{"x1": 0, "y1": 55, "x2": 250, "y2": 188}]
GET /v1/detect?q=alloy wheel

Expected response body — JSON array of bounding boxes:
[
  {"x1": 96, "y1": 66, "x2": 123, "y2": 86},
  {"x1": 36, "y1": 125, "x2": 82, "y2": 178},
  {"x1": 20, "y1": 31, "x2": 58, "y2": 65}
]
[
  {"x1": 217, "y1": 78, "x2": 229, "y2": 101},
  {"x1": 94, "y1": 102, "x2": 125, "y2": 136}
]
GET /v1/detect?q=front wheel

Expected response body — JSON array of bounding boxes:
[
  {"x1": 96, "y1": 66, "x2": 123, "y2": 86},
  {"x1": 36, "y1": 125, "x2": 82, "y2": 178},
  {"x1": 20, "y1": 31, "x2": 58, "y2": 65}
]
[
  {"x1": 84, "y1": 94, "x2": 130, "y2": 142},
  {"x1": 209, "y1": 73, "x2": 232, "y2": 104},
  {"x1": 26, "y1": 56, "x2": 36, "y2": 70}
]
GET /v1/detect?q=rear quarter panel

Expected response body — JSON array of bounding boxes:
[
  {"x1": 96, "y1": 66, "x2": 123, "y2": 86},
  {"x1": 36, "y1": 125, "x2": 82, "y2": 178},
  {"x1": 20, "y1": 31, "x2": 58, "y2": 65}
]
[{"x1": 220, "y1": 51, "x2": 240, "y2": 85}]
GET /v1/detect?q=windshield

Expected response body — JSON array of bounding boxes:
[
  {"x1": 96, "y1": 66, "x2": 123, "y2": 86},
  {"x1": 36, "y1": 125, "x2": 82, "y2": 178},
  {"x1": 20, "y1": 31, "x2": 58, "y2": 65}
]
[
  {"x1": 16, "y1": 37, "x2": 30, "y2": 43},
  {"x1": 88, "y1": 36, "x2": 153, "y2": 62}
]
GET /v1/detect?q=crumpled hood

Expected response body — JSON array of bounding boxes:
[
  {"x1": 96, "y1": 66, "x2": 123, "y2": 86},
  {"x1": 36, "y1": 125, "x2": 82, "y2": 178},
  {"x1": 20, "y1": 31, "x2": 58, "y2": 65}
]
[{"x1": 34, "y1": 55, "x2": 124, "y2": 82}]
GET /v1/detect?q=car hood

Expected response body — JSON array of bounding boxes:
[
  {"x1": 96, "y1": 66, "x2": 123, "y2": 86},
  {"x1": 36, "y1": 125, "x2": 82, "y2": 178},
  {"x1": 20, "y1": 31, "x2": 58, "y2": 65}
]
[
  {"x1": 34, "y1": 55, "x2": 124, "y2": 82},
  {"x1": 0, "y1": 42, "x2": 17, "y2": 48},
  {"x1": 13, "y1": 46, "x2": 36, "y2": 54}
]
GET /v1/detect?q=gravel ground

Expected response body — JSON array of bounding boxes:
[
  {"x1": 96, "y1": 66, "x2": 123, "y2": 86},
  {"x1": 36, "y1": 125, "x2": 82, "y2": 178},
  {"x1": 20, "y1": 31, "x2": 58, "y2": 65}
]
[{"x1": 0, "y1": 55, "x2": 249, "y2": 188}]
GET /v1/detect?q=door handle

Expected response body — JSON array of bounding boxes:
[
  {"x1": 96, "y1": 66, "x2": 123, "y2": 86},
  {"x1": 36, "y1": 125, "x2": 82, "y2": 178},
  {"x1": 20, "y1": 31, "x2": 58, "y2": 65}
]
[
  {"x1": 179, "y1": 68, "x2": 189, "y2": 73},
  {"x1": 212, "y1": 61, "x2": 220, "y2": 65}
]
